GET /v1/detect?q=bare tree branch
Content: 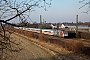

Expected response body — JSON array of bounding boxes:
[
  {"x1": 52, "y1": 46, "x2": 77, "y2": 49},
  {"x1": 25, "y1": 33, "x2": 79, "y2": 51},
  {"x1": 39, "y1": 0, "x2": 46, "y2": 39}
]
[{"x1": 79, "y1": 0, "x2": 90, "y2": 13}]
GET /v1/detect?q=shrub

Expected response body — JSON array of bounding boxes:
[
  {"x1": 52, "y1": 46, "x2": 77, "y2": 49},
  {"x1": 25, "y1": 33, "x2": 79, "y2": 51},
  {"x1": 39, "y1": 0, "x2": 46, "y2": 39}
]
[
  {"x1": 38, "y1": 33, "x2": 45, "y2": 41},
  {"x1": 67, "y1": 40, "x2": 84, "y2": 53},
  {"x1": 82, "y1": 45, "x2": 90, "y2": 55},
  {"x1": 29, "y1": 31, "x2": 34, "y2": 38},
  {"x1": 33, "y1": 33, "x2": 39, "y2": 39},
  {"x1": 79, "y1": 31, "x2": 90, "y2": 39}
]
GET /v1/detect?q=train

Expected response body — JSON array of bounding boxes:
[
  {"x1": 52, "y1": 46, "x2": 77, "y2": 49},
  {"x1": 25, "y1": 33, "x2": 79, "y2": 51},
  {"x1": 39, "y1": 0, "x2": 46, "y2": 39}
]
[{"x1": 14, "y1": 27, "x2": 68, "y2": 37}]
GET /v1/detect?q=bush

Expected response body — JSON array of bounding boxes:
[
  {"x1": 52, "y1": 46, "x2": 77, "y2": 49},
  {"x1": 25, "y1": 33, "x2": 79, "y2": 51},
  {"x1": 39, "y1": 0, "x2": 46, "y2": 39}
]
[
  {"x1": 33, "y1": 33, "x2": 39, "y2": 39},
  {"x1": 28, "y1": 31, "x2": 34, "y2": 38},
  {"x1": 38, "y1": 33, "x2": 45, "y2": 41},
  {"x1": 82, "y1": 45, "x2": 90, "y2": 55},
  {"x1": 67, "y1": 40, "x2": 84, "y2": 53},
  {"x1": 79, "y1": 31, "x2": 90, "y2": 39}
]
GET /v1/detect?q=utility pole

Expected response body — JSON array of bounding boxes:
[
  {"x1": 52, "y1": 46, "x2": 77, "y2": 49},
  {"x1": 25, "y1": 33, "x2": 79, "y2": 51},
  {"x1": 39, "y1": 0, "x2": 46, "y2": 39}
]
[
  {"x1": 40, "y1": 15, "x2": 42, "y2": 34},
  {"x1": 89, "y1": 22, "x2": 90, "y2": 32},
  {"x1": 57, "y1": 23, "x2": 59, "y2": 36},
  {"x1": 43, "y1": 19, "x2": 44, "y2": 24},
  {"x1": 76, "y1": 15, "x2": 78, "y2": 38}
]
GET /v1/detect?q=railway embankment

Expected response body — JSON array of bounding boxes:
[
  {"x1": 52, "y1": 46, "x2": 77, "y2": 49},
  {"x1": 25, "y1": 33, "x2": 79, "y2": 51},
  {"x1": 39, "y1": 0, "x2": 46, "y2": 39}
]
[{"x1": 6, "y1": 27, "x2": 90, "y2": 56}]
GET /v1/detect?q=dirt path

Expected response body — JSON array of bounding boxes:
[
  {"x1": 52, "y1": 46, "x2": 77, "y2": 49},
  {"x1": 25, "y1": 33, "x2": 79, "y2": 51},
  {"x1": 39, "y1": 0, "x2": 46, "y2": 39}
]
[{"x1": 4, "y1": 33, "x2": 55, "y2": 60}]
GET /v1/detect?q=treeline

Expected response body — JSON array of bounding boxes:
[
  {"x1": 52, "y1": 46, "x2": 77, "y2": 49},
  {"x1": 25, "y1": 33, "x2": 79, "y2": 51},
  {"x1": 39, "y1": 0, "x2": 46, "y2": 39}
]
[
  {"x1": 62, "y1": 22, "x2": 90, "y2": 27},
  {"x1": 15, "y1": 22, "x2": 52, "y2": 29},
  {"x1": 13, "y1": 21, "x2": 90, "y2": 29}
]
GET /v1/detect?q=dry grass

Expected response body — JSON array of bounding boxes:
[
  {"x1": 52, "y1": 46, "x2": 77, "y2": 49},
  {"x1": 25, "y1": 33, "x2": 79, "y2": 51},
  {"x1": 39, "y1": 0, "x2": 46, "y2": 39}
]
[{"x1": 8, "y1": 27, "x2": 90, "y2": 56}]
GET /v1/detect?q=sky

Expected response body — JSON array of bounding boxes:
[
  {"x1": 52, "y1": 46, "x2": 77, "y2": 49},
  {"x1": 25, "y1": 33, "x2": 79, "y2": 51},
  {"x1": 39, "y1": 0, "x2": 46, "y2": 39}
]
[
  {"x1": 29, "y1": 0, "x2": 90, "y2": 23},
  {"x1": 6, "y1": 0, "x2": 90, "y2": 23}
]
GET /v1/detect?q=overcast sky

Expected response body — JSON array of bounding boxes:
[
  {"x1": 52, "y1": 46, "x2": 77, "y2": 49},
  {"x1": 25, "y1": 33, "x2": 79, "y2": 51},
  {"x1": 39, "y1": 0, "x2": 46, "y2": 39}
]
[{"x1": 28, "y1": 0, "x2": 90, "y2": 23}]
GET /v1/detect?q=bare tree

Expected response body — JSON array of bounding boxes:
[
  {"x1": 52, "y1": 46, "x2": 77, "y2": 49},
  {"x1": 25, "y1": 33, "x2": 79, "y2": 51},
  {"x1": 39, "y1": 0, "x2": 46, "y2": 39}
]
[
  {"x1": 0, "y1": 0, "x2": 52, "y2": 25},
  {"x1": 0, "y1": 0, "x2": 52, "y2": 59},
  {"x1": 79, "y1": 0, "x2": 90, "y2": 13}
]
